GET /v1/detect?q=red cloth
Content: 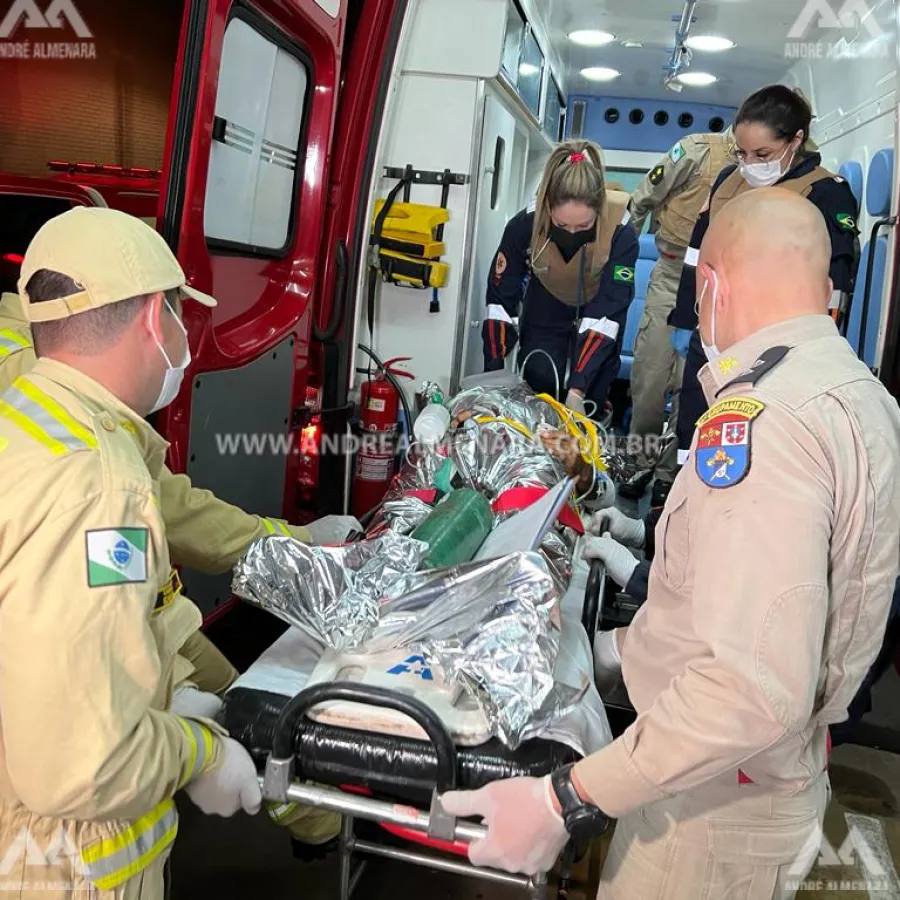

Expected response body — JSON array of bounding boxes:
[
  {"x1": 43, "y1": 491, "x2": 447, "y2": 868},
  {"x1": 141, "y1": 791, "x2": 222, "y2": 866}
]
[{"x1": 491, "y1": 486, "x2": 584, "y2": 534}]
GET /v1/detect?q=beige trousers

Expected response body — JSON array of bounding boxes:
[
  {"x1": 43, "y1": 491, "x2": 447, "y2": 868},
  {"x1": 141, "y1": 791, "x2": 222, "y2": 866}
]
[
  {"x1": 629, "y1": 250, "x2": 685, "y2": 481},
  {"x1": 178, "y1": 631, "x2": 239, "y2": 697},
  {"x1": 597, "y1": 774, "x2": 830, "y2": 900}
]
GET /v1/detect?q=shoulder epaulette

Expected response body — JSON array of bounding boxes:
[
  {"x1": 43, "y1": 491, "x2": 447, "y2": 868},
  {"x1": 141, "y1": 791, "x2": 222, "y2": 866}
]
[{"x1": 717, "y1": 346, "x2": 790, "y2": 396}]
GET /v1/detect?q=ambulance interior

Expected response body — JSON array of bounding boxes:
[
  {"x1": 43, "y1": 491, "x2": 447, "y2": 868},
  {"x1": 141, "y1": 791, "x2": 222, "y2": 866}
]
[{"x1": 2, "y1": 0, "x2": 900, "y2": 896}]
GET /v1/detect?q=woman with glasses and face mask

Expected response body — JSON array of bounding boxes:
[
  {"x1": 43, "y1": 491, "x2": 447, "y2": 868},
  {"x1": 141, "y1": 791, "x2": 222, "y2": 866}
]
[
  {"x1": 664, "y1": 84, "x2": 861, "y2": 484},
  {"x1": 480, "y1": 139, "x2": 639, "y2": 420}
]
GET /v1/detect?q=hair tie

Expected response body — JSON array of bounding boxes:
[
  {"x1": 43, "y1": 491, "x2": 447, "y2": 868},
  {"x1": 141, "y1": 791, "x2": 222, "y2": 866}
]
[{"x1": 568, "y1": 151, "x2": 587, "y2": 163}]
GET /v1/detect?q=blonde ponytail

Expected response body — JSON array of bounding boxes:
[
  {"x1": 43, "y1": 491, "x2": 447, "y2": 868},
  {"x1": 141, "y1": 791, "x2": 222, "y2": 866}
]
[{"x1": 533, "y1": 139, "x2": 607, "y2": 241}]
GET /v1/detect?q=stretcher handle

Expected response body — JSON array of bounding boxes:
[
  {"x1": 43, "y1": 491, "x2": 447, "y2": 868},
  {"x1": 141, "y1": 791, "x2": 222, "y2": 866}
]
[
  {"x1": 271, "y1": 682, "x2": 459, "y2": 792},
  {"x1": 582, "y1": 559, "x2": 605, "y2": 645}
]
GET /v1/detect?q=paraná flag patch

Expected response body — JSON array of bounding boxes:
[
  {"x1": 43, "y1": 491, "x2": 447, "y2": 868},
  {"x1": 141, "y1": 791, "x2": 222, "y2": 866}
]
[
  {"x1": 695, "y1": 397, "x2": 765, "y2": 488},
  {"x1": 86, "y1": 528, "x2": 148, "y2": 587}
]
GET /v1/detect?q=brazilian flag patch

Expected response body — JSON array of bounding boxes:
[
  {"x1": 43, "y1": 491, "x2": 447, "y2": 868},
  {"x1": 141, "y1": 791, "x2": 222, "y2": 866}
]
[
  {"x1": 669, "y1": 142, "x2": 685, "y2": 163},
  {"x1": 614, "y1": 266, "x2": 635, "y2": 284},
  {"x1": 649, "y1": 164, "x2": 666, "y2": 186},
  {"x1": 836, "y1": 213, "x2": 856, "y2": 232}
]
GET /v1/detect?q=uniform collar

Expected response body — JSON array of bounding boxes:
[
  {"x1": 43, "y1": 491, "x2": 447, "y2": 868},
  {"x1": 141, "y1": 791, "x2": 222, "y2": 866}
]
[
  {"x1": 0, "y1": 292, "x2": 28, "y2": 329},
  {"x1": 28, "y1": 358, "x2": 169, "y2": 476},
  {"x1": 699, "y1": 314, "x2": 838, "y2": 403}
]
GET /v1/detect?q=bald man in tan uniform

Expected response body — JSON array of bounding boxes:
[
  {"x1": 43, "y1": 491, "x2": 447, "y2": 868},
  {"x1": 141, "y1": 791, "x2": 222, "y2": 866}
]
[{"x1": 441, "y1": 189, "x2": 900, "y2": 899}]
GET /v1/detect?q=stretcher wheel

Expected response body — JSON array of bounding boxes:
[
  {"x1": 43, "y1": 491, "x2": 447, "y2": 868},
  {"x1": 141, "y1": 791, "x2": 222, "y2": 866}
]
[{"x1": 582, "y1": 560, "x2": 605, "y2": 645}]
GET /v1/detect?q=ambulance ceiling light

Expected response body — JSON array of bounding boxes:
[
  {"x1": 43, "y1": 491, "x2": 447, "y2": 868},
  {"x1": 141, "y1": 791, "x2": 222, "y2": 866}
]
[
  {"x1": 621, "y1": 39, "x2": 644, "y2": 48},
  {"x1": 581, "y1": 67, "x2": 621, "y2": 82},
  {"x1": 684, "y1": 35, "x2": 735, "y2": 52},
  {"x1": 676, "y1": 71, "x2": 718, "y2": 86},
  {"x1": 519, "y1": 62, "x2": 539, "y2": 76},
  {"x1": 568, "y1": 30, "x2": 616, "y2": 46}
]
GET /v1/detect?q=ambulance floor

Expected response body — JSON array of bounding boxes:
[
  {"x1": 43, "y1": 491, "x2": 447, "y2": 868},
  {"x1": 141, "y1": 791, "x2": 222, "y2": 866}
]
[{"x1": 169, "y1": 741, "x2": 900, "y2": 900}]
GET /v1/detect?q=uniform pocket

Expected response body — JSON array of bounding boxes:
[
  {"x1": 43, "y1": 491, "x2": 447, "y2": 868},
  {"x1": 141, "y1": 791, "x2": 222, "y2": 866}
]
[
  {"x1": 708, "y1": 811, "x2": 819, "y2": 866},
  {"x1": 660, "y1": 493, "x2": 690, "y2": 589}
]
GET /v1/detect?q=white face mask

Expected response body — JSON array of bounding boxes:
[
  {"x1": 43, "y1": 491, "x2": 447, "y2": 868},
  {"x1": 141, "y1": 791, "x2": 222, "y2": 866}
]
[
  {"x1": 739, "y1": 142, "x2": 795, "y2": 189},
  {"x1": 148, "y1": 297, "x2": 191, "y2": 415},
  {"x1": 696, "y1": 270, "x2": 720, "y2": 361}
]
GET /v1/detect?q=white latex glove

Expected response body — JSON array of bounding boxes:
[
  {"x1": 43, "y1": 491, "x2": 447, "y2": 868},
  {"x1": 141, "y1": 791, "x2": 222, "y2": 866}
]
[
  {"x1": 592, "y1": 629, "x2": 623, "y2": 699},
  {"x1": 565, "y1": 390, "x2": 586, "y2": 416},
  {"x1": 184, "y1": 736, "x2": 262, "y2": 818},
  {"x1": 584, "y1": 508, "x2": 645, "y2": 547},
  {"x1": 582, "y1": 533, "x2": 640, "y2": 588},
  {"x1": 170, "y1": 685, "x2": 224, "y2": 720},
  {"x1": 440, "y1": 776, "x2": 568, "y2": 876},
  {"x1": 305, "y1": 514, "x2": 363, "y2": 545}
]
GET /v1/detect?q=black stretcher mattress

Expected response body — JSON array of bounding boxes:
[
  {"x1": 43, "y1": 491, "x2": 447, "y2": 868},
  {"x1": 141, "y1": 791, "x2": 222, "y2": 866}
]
[{"x1": 222, "y1": 687, "x2": 580, "y2": 805}]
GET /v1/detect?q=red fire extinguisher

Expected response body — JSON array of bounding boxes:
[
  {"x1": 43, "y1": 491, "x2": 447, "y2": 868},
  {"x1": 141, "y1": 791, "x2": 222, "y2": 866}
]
[{"x1": 352, "y1": 357, "x2": 414, "y2": 519}]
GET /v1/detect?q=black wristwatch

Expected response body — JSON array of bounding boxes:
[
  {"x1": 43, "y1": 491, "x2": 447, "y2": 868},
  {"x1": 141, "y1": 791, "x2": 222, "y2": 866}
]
[{"x1": 550, "y1": 764, "x2": 609, "y2": 841}]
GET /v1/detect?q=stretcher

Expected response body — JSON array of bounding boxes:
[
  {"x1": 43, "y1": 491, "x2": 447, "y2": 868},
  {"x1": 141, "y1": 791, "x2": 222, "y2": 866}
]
[{"x1": 222, "y1": 555, "x2": 612, "y2": 898}]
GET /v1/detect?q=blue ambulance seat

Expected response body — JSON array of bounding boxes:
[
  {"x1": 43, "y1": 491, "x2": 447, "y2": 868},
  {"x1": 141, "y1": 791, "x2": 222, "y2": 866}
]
[
  {"x1": 619, "y1": 234, "x2": 658, "y2": 381},
  {"x1": 838, "y1": 160, "x2": 864, "y2": 209},
  {"x1": 846, "y1": 148, "x2": 893, "y2": 368}
]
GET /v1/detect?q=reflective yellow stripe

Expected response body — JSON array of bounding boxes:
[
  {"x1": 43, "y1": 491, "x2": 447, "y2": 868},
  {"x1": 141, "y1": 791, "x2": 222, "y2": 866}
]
[
  {"x1": 80, "y1": 798, "x2": 178, "y2": 890},
  {"x1": 1, "y1": 378, "x2": 98, "y2": 454},
  {"x1": 262, "y1": 517, "x2": 291, "y2": 536},
  {"x1": 266, "y1": 801, "x2": 298, "y2": 822},
  {"x1": 12, "y1": 377, "x2": 98, "y2": 448},
  {"x1": 0, "y1": 398, "x2": 69, "y2": 455},
  {"x1": 176, "y1": 717, "x2": 215, "y2": 789},
  {"x1": 0, "y1": 329, "x2": 29, "y2": 357}
]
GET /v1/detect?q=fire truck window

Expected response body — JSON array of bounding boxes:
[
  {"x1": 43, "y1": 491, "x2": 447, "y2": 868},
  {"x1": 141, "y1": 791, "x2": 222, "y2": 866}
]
[
  {"x1": 203, "y1": 17, "x2": 309, "y2": 254},
  {"x1": 0, "y1": 194, "x2": 76, "y2": 293}
]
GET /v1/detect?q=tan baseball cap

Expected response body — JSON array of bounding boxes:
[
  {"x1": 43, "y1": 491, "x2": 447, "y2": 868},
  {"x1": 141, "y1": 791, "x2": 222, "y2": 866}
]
[{"x1": 19, "y1": 206, "x2": 217, "y2": 323}]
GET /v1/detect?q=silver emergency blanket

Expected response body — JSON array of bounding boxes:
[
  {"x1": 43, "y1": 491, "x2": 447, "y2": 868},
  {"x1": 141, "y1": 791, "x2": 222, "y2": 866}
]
[
  {"x1": 232, "y1": 537, "x2": 582, "y2": 747},
  {"x1": 232, "y1": 531, "x2": 428, "y2": 652}
]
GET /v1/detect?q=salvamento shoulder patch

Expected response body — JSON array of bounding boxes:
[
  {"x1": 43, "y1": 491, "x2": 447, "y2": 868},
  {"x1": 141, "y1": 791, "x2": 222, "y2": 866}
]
[
  {"x1": 695, "y1": 397, "x2": 765, "y2": 489},
  {"x1": 670, "y1": 142, "x2": 685, "y2": 163},
  {"x1": 86, "y1": 527, "x2": 148, "y2": 587},
  {"x1": 649, "y1": 164, "x2": 666, "y2": 186},
  {"x1": 836, "y1": 212, "x2": 857, "y2": 232},
  {"x1": 614, "y1": 265, "x2": 635, "y2": 284}
]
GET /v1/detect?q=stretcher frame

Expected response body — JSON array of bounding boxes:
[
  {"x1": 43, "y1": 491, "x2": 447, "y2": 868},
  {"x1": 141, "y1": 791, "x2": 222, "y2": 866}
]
[{"x1": 260, "y1": 560, "x2": 608, "y2": 899}]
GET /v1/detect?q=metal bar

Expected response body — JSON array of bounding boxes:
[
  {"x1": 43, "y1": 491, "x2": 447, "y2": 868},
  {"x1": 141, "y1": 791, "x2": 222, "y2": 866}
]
[
  {"x1": 353, "y1": 839, "x2": 537, "y2": 890},
  {"x1": 267, "y1": 779, "x2": 488, "y2": 843},
  {"x1": 383, "y1": 166, "x2": 470, "y2": 186},
  {"x1": 339, "y1": 815, "x2": 354, "y2": 900}
]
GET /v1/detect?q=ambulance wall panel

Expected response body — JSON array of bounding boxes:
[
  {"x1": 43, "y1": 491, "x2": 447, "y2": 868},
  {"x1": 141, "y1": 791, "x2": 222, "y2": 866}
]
[
  {"x1": 785, "y1": 22, "x2": 898, "y2": 366},
  {"x1": 404, "y1": 0, "x2": 507, "y2": 79},
  {"x1": 461, "y1": 89, "x2": 523, "y2": 379},
  {"x1": 359, "y1": 74, "x2": 481, "y2": 396}
]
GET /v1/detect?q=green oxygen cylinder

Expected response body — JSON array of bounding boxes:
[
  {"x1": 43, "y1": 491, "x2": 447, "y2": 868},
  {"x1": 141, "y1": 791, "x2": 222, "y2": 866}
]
[{"x1": 410, "y1": 488, "x2": 494, "y2": 569}]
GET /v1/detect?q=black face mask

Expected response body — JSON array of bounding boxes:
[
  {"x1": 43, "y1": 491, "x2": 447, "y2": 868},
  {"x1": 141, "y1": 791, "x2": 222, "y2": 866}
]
[{"x1": 550, "y1": 225, "x2": 595, "y2": 263}]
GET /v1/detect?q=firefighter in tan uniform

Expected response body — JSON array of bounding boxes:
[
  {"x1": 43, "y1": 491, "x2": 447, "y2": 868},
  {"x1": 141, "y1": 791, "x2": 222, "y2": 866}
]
[
  {"x1": 0, "y1": 208, "x2": 339, "y2": 897},
  {"x1": 440, "y1": 189, "x2": 900, "y2": 898},
  {"x1": 0, "y1": 289, "x2": 344, "y2": 854},
  {"x1": 624, "y1": 129, "x2": 734, "y2": 502}
]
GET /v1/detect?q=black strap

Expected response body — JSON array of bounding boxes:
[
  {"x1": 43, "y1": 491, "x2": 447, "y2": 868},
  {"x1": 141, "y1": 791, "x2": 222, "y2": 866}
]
[{"x1": 368, "y1": 174, "x2": 412, "y2": 342}]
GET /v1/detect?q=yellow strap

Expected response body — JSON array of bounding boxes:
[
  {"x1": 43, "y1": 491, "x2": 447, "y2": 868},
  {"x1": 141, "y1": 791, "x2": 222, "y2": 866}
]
[
  {"x1": 474, "y1": 415, "x2": 534, "y2": 441},
  {"x1": 535, "y1": 393, "x2": 606, "y2": 471}
]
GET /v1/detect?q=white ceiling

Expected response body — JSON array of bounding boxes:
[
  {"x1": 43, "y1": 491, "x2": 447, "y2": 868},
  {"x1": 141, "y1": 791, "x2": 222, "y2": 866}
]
[{"x1": 542, "y1": 0, "x2": 851, "y2": 108}]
